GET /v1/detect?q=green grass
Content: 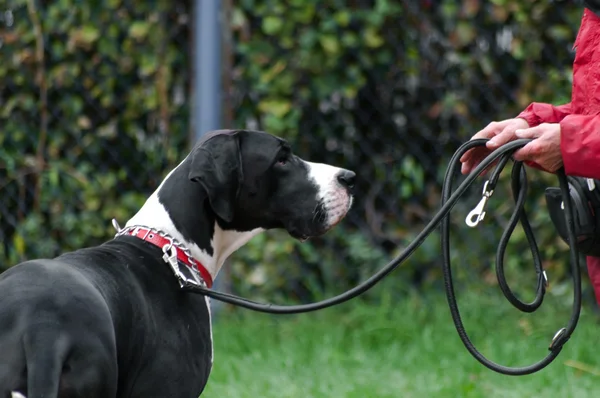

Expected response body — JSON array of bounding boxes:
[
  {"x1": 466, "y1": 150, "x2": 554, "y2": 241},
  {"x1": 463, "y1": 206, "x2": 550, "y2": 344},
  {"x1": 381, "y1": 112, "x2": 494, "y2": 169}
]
[{"x1": 202, "y1": 289, "x2": 600, "y2": 398}]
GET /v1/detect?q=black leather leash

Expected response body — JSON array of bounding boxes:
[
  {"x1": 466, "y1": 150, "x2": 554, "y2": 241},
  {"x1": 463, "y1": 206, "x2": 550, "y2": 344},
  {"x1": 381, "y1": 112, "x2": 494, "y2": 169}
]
[
  {"x1": 441, "y1": 139, "x2": 581, "y2": 376},
  {"x1": 183, "y1": 138, "x2": 581, "y2": 376}
]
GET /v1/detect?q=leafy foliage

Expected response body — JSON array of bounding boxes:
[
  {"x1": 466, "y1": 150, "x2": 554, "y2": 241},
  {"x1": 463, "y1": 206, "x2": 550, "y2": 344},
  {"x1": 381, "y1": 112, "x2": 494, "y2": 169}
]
[
  {"x1": 1, "y1": 0, "x2": 191, "y2": 264},
  {"x1": 1, "y1": 0, "x2": 591, "y2": 304}
]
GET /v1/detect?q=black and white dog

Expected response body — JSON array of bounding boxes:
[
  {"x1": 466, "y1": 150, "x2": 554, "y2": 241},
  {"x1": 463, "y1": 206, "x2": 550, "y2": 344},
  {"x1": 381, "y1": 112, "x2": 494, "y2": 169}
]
[{"x1": 0, "y1": 129, "x2": 355, "y2": 398}]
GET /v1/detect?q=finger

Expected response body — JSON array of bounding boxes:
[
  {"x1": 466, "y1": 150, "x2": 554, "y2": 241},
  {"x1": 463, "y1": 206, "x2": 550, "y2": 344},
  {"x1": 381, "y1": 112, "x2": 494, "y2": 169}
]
[
  {"x1": 461, "y1": 149, "x2": 487, "y2": 173},
  {"x1": 514, "y1": 125, "x2": 543, "y2": 139},
  {"x1": 461, "y1": 162, "x2": 470, "y2": 175},
  {"x1": 461, "y1": 150, "x2": 492, "y2": 175},
  {"x1": 472, "y1": 122, "x2": 500, "y2": 139},
  {"x1": 460, "y1": 147, "x2": 487, "y2": 165},
  {"x1": 487, "y1": 124, "x2": 520, "y2": 149},
  {"x1": 460, "y1": 123, "x2": 500, "y2": 162},
  {"x1": 460, "y1": 148, "x2": 476, "y2": 164},
  {"x1": 512, "y1": 141, "x2": 540, "y2": 162},
  {"x1": 461, "y1": 157, "x2": 480, "y2": 175},
  {"x1": 462, "y1": 156, "x2": 498, "y2": 176}
]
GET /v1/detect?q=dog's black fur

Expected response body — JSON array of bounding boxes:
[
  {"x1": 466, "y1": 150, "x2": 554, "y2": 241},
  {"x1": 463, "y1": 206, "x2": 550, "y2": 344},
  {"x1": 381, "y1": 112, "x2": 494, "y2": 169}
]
[{"x1": 0, "y1": 130, "x2": 354, "y2": 397}]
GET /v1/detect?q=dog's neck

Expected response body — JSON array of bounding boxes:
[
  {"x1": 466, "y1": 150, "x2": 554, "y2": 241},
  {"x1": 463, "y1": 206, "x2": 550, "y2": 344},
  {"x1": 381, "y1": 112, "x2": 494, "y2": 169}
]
[{"x1": 124, "y1": 159, "x2": 263, "y2": 279}]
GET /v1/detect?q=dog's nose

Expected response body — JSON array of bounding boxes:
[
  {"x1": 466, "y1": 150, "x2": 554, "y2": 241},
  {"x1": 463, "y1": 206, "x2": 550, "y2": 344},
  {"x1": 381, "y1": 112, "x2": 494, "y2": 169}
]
[{"x1": 337, "y1": 169, "x2": 356, "y2": 190}]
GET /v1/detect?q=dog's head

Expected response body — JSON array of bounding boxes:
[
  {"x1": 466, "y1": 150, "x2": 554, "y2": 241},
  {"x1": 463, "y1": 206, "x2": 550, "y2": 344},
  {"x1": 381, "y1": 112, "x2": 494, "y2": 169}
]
[{"x1": 186, "y1": 129, "x2": 354, "y2": 240}]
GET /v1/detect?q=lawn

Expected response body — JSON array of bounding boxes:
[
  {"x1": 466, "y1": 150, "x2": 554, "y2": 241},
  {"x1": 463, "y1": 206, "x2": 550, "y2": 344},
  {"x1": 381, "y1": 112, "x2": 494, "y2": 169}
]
[{"x1": 203, "y1": 289, "x2": 600, "y2": 398}]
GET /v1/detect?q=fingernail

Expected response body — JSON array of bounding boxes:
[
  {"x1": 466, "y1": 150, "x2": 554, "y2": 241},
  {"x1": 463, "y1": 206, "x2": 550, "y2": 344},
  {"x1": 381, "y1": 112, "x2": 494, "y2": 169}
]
[
  {"x1": 487, "y1": 140, "x2": 498, "y2": 148},
  {"x1": 515, "y1": 129, "x2": 523, "y2": 136}
]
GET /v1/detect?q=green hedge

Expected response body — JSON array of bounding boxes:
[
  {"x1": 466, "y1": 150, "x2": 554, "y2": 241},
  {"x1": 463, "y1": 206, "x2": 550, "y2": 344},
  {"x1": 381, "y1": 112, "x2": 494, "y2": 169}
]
[
  {"x1": 1, "y1": 0, "x2": 590, "y2": 304},
  {"x1": 1, "y1": 0, "x2": 190, "y2": 263}
]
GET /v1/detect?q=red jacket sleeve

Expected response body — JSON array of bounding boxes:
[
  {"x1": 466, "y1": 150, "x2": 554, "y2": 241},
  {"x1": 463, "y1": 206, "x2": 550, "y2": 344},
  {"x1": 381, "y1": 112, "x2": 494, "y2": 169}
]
[
  {"x1": 516, "y1": 102, "x2": 572, "y2": 127},
  {"x1": 560, "y1": 114, "x2": 600, "y2": 179}
]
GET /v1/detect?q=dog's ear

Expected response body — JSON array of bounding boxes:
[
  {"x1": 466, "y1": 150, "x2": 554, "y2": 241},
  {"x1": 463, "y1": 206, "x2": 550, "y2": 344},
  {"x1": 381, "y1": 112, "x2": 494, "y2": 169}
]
[{"x1": 188, "y1": 132, "x2": 243, "y2": 223}]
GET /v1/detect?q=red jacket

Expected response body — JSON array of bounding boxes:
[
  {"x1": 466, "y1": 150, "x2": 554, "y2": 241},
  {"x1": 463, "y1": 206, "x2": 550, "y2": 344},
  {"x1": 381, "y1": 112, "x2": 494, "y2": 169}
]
[{"x1": 517, "y1": 8, "x2": 600, "y2": 305}]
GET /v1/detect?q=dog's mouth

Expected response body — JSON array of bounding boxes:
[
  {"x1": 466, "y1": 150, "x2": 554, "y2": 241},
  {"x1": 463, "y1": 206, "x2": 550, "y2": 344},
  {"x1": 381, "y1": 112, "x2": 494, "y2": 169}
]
[
  {"x1": 287, "y1": 193, "x2": 353, "y2": 241},
  {"x1": 323, "y1": 194, "x2": 353, "y2": 229},
  {"x1": 319, "y1": 189, "x2": 353, "y2": 228},
  {"x1": 291, "y1": 232, "x2": 310, "y2": 242}
]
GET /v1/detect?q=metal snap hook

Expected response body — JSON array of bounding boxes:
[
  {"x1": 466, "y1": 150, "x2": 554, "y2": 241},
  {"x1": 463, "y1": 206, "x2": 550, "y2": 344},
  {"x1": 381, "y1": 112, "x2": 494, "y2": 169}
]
[
  {"x1": 466, "y1": 181, "x2": 494, "y2": 228},
  {"x1": 466, "y1": 195, "x2": 489, "y2": 227},
  {"x1": 162, "y1": 235, "x2": 174, "y2": 253},
  {"x1": 162, "y1": 243, "x2": 178, "y2": 268}
]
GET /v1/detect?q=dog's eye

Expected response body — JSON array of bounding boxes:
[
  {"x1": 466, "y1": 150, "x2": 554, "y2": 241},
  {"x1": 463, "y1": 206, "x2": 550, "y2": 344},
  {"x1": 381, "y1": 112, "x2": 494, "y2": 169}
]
[{"x1": 277, "y1": 156, "x2": 287, "y2": 166}]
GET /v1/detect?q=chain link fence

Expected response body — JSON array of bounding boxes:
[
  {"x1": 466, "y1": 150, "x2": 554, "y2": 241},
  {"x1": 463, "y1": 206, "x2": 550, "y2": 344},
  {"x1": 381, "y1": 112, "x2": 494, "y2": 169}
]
[
  {"x1": 1, "y1": 1, "x2": 592, "y2": 305},
  {"x1": 1, "y1": 0, "x2": 191, "y2": 262}
]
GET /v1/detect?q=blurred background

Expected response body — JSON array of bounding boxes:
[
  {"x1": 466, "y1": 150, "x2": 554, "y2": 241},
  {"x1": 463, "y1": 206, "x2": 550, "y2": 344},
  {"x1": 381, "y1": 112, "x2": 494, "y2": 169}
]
[{"x1": 2, "y1": 0, "x2": 600, "y2": 396}]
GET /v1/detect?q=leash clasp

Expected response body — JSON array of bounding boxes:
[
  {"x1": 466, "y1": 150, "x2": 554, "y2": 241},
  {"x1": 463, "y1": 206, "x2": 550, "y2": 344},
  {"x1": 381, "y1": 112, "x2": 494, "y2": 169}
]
[
  {"x1": 466, "y1": 180, "x2": 493, "y2": 228},
  {"x1": 162, "y1": 244, "x2": 178, "y2": 268}
]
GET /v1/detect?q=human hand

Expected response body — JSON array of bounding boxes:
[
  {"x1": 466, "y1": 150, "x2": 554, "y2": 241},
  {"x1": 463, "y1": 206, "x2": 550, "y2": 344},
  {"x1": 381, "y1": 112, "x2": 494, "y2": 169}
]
[
  {"x1": 513, "y1": 123, "x2": 563, "y2": 172},
  {"x1": 460, "y1": 118, "x2": 530, "y2": 175}
]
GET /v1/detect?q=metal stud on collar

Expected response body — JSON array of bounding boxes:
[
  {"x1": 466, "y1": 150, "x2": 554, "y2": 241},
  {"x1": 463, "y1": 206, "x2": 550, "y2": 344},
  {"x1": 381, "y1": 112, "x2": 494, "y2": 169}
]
[
  {"x1": 111, "y1": 218, "x2": 122, "y2": 233},
  {"x1": 112, "y1": 222, "x2": 195, "y2": 261}
]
